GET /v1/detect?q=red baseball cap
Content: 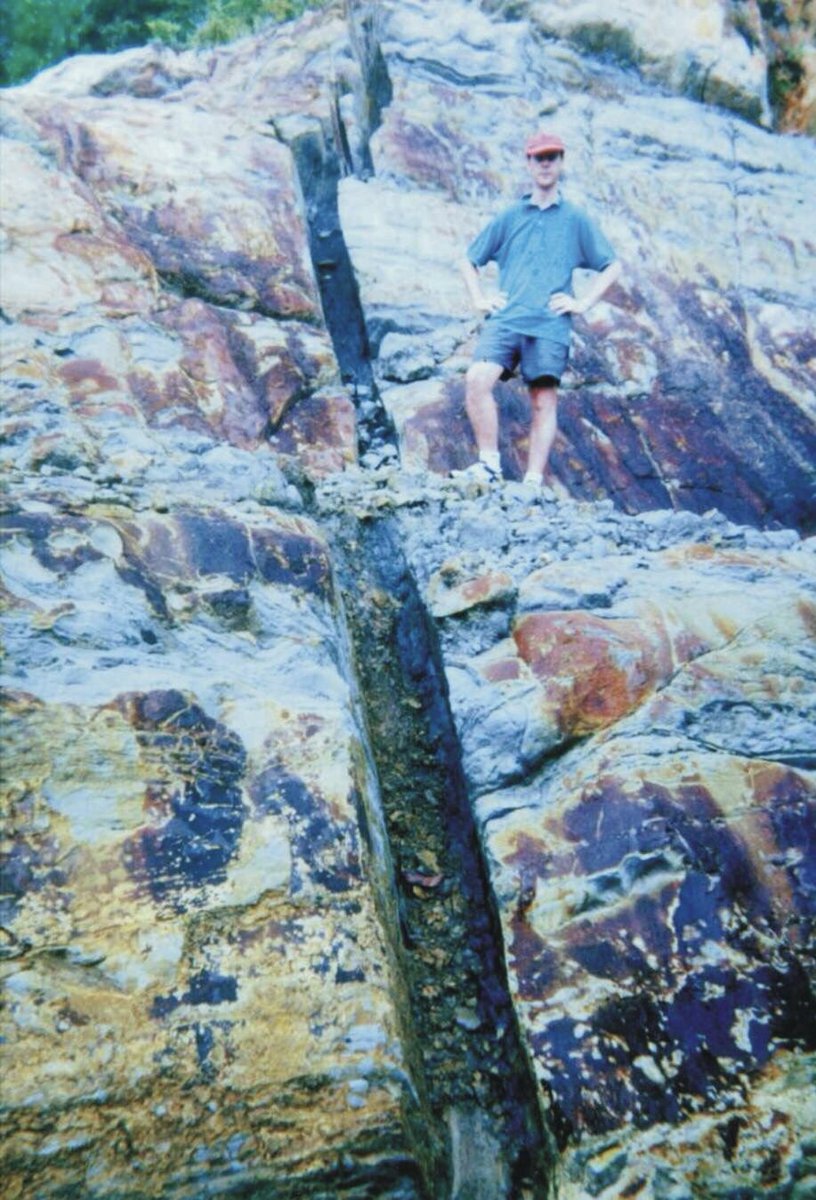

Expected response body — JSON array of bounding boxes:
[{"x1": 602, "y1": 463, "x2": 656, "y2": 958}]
[{"x1": 525, "y1": 132, "x2": 566, "y2": 156}]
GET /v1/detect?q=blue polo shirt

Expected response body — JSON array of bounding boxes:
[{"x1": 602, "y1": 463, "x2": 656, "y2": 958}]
[{"x1": 467, "y1": 194, "x2": 615, "y2": 344}]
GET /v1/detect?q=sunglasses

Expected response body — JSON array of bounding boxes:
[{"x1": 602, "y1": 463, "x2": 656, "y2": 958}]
[{"x1": 528, "y1": 151, "x2": 562, "y2": 163}]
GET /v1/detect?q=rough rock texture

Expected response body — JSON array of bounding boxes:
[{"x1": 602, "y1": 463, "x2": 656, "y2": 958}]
[
  {"x1": 0, "y1": 499, "x2": 429, "y2": 1198},
  {"x1": 2, "y1": 1, "x2": 815, "y2": 1198},
  {"x1": 343, "y1": 1, "x2": 816, "y2": 531},
  {"x1": 317, "y1": 466, "x2": 816, "y2": 1199},
  {"x1": 1, "y1": 36, "x2": 354, "y2": 485},
  {"x1": 495, "y1": 0, "x2": 774, "y2": 125}
]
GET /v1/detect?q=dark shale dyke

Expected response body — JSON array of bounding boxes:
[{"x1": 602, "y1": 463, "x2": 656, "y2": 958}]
[
  {"x1": 326, "y1": 511, "x2": 558, "y2": 1200},
  {"x1": 290, "y1": 17, "x2": 557, "y2": 1192}
]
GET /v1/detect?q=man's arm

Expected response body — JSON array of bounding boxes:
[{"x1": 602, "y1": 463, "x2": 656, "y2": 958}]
[
  {"x1": 461, "y1": 258, "x2": 507, "y2": 315},
  {"x1": 549, "y1": 259, "x2": 622, "y2": 316}
]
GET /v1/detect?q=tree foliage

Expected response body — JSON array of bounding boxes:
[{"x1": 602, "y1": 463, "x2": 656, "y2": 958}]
[{"x1": 0, "y1": 0, "x2": 325, "y2": 86}]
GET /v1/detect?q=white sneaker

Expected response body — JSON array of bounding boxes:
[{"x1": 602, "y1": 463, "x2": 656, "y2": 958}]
[
  {"x1": 506, "y1": 478, "x2": 539, "y2": 502},
  {"x1": 519, "y1": 474, "x2": 556, "y2": 502},
  {"x1": 450, "y1": 460, "x2": 503, "y2": 486}
]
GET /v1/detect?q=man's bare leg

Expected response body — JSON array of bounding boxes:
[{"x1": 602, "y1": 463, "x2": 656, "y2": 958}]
[
  {"x1": 525, "y1": 383, "x2": 558, "y2": 481},
  {"x1": 464, "y1": 360, "x2": 504, "y2": 458}
]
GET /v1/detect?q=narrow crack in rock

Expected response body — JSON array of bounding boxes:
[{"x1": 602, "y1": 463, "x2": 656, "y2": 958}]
[
  {"x1": 287, "y1": 42, "x2": 560, "y2": 1182},
  {"x1": 285, "y1": 9, "x2": 399, "y2": 471},
  {"x1": 324, "y1": 510, "x2": 557, "y2": 1200}
]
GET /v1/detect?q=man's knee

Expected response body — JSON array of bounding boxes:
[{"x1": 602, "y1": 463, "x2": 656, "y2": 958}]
[{"x1": 467, "y1": 360, "x2": 502, "y2": 392}]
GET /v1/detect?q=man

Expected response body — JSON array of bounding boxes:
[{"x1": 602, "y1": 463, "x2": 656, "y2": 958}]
[{"x1": 456, "y1": 131, "x2": 621, "y2": 492}]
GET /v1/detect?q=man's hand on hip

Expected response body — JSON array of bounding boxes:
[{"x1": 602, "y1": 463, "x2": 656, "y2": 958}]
[
  {"x1": 548, "y1": 292, "x2": 586, "y2": 316},
  {"x1": 474, "y1": 291, "x2": 508, "y2": 315}
]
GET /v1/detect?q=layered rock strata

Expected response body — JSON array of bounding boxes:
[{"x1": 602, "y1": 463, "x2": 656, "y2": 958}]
[{"x1": 343, "y1": 1, "x2": 816, "y2": 530}]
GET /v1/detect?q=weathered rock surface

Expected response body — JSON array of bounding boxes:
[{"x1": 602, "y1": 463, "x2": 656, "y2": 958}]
[
  {"x1": 436, "y1": 540, "x2": 816, "y2": 794},
  {"x1": 2, "y1": 1, "x2": 815, "y2": 1197},
  {"x1": 1, "y1": 30, "x2": 355, "y2": 486},
  {"x1": 342, "y1": 0, "x2": 816, "y2": 531},
  {"x1": 508, "y1": 0, "x2": 773, "y2": 124},
  {"x1": 320, "y1": 467, "x2": 816, "y2": 1199},
  {"x1": 0, "y1": 496, "x2": 430, "y2": 1197}
]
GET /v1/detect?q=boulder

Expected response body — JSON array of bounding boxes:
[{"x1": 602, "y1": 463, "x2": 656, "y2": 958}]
[
  {"x1": 1, "y1": 37, "x2": 356, "y2": 485},
  {"x1": 441, "y1": 542, "x2": 816, "y2": 793}
]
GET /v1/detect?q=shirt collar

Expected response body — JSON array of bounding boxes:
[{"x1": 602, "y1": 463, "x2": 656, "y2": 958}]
[{"x1": 522, "y1": 190, "x2": 562, "y2": 211}]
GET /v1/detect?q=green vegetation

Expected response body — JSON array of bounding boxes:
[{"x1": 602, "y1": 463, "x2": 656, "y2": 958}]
[
  {"x1": 0, "y1": 0, "x2": 326, "y2": 86},
  {"x1": 768, "y1": 44, "x2": 805, "y2": 107}
]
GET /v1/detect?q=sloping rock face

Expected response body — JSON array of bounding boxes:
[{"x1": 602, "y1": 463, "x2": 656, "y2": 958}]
[
  {"x1": 2, "y1": 2, "x2": 815, "y2": 1199},
  {"x1": 1, "y1": 17, "x2": 421, "y2": 1198},
  {"x1": 1, "y1": 28, "x2": 354, "y2": 486},
  {"x1": 377, "y1": 473, "x2": 816, "y2": 1198},
  {"x1": 344, "y1": 0, "x2": 816, "y2": 532}
]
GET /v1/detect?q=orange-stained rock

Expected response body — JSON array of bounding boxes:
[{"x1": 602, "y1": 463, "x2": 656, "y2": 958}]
[
  {"x1": 513, "y1": 609, "x2": 674, "y2": 735},
  {"x1": 441, "y1": 538, "x2": 816, "y2": 798},
  {"x1": 436, "y1": 526, "x2": 816, "y2": 1191}
]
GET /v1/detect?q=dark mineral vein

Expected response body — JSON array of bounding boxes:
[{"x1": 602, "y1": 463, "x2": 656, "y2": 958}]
[{"x1": 325, "y1": 511, "x2": 557, "y2": 1200}]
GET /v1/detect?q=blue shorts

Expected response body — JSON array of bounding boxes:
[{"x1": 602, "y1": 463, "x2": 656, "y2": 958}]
[{"x1": 473, "y1": 319, "x2": 569, "y2": 385}]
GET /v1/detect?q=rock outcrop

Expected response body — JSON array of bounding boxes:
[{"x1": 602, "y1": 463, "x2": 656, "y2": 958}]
[
  {"x1": 1, "y1": 505, "x2": 425, "y2": 1197},
  {"x1": 2, "y1": 2, "x2": 815, "y2": 1198},
  {"x1": 379, "y1": 474, "x2": 816, "y2": 1198},
  {"x1": 344, "y1": 2, "x2": 816, "y2": 530}
]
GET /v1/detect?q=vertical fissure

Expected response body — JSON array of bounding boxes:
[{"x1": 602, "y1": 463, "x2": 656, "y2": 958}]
[
  {"x1": 284, "y1": 1, "x2": 396, "y2": 466},
  {"x1": 324, "y1": 511, "x2": 558, "y2": 1199},
  {"x1": 345, "y1": 0, "x2": 394, "y2": 155},
  {"x1": 289, "y1": 9, "x2": 558, "y2": 1189}
]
